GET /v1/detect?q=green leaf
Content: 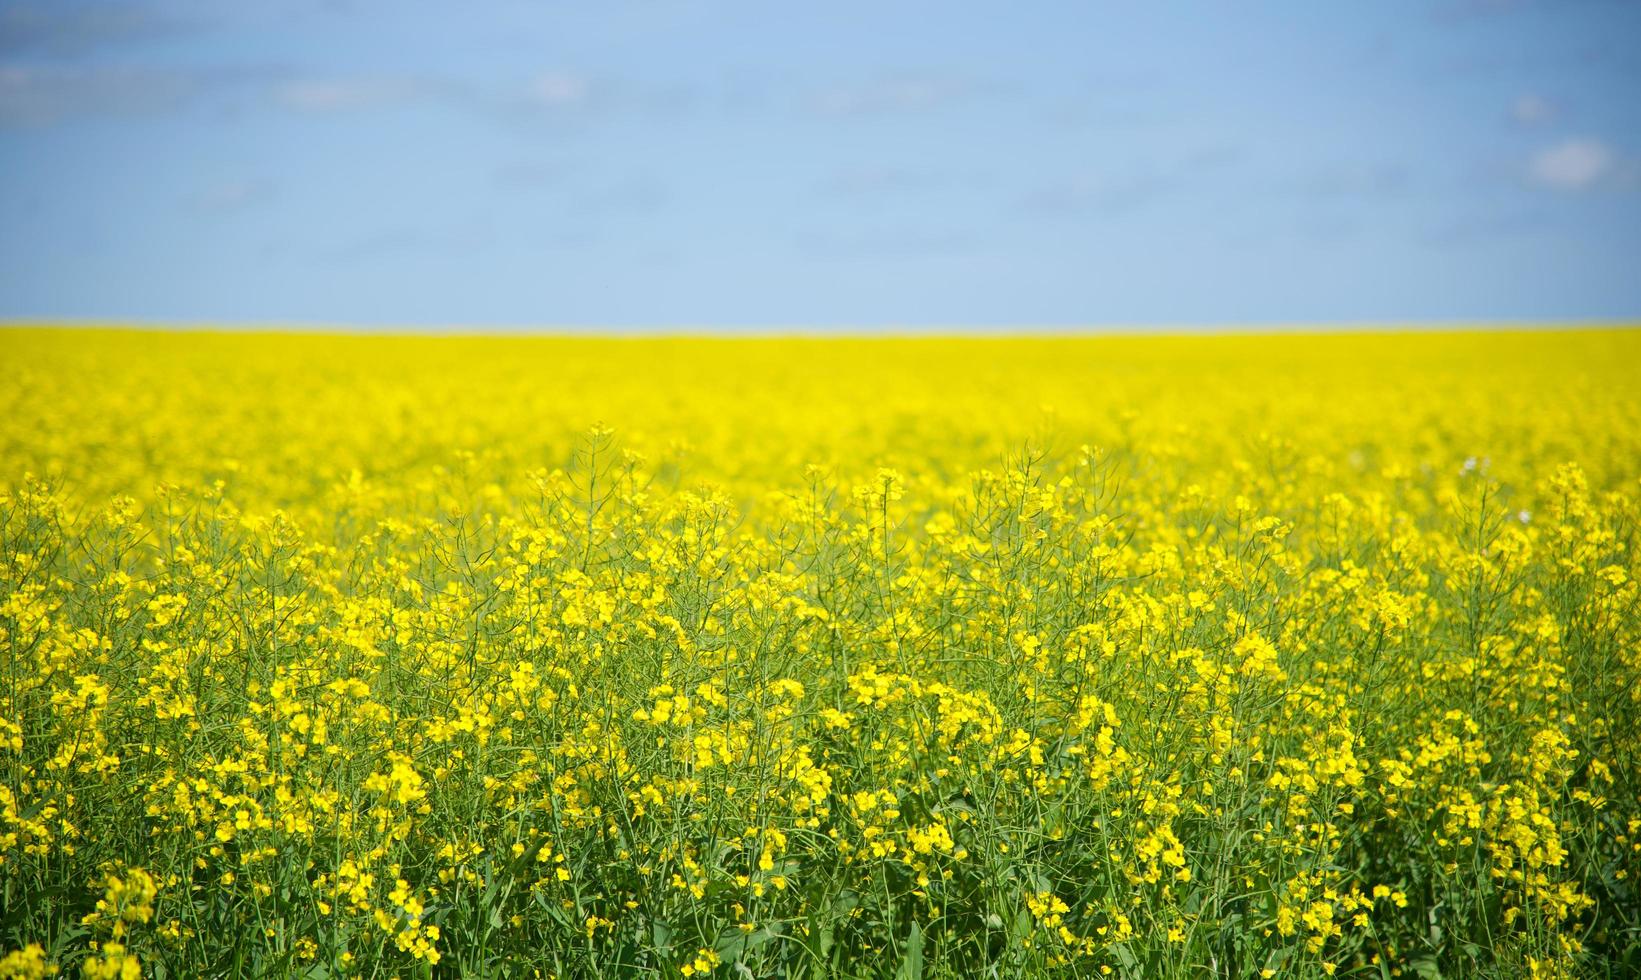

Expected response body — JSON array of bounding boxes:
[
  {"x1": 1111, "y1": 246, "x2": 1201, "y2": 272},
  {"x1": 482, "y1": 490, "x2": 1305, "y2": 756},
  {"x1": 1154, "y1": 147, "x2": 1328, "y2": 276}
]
[
  {"x1": 895, "y1": 922, "x2": 923, "y2": 980},
  {"x1": 651, "y1": 919, "x2": 674, "y2": 953},
  {"x1": 715, "y1": 924, "x2": 781, "y2": 965}
]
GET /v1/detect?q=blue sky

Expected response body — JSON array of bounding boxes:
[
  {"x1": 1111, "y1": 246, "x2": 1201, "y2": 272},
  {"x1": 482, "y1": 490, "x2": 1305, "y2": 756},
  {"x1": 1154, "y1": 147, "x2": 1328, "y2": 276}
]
[{"x1": 2, "y1": 0, "x2": 1639, "y2": 329}]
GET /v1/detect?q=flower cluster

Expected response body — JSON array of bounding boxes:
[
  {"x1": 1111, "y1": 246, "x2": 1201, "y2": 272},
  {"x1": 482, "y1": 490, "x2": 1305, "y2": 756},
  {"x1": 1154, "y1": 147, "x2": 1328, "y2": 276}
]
[{"x1": 1, "y1": 327, "x2": 1638, "y2": 977}]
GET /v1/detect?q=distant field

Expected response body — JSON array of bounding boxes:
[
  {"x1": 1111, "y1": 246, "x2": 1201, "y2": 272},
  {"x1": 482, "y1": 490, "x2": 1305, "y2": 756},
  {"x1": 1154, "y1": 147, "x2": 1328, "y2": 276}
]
[{"x1": 2, "y1": 328, "x2": 1638, "y2": 978}]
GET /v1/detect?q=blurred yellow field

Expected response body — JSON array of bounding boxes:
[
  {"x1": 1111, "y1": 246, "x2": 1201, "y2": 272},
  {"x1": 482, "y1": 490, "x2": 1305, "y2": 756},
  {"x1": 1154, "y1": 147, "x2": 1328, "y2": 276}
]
[{"x1": 2, "y1": 327, "x2": 1639, "y2": 978}]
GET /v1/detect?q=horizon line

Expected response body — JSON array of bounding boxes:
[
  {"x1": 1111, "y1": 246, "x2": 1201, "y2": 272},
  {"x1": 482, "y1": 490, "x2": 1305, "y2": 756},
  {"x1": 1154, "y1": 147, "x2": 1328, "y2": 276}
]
[{"x1": 2, "y1": 317, "x2": 1638, "y2": 340}]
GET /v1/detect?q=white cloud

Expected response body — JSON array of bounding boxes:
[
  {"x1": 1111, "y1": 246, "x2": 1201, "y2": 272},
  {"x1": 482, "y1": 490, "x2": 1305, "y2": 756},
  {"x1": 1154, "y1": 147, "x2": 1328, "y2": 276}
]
[
  {"x1": 0, "y1": 63, "x2": 198, "y2": 124},
  {"x1": 529, "y1": 71, "x2": 590, "y2": 108},
  {"x1": 1018, "y1": 169, "x2": 1176, "y2": 215},
  {"x1": 274, "y1": 77, "x2": 422, "y2": 113},
  {"x1": 811, "y1": 75, "x2": 976, "y2": 115},
  {"x1": 1529, "y1": 138, "x2": 1614, "y2": 190},
  {"x1": 1511, "y1": 94, "x2": 1553, "y2": 125},
  {"x1": 191, "y1": 178, "x2": 274, "y2": 212}
]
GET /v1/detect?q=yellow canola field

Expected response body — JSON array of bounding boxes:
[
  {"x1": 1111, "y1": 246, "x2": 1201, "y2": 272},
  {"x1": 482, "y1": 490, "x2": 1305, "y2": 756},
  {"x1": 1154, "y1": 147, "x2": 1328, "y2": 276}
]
[{"x1": 1, "y1": 327, "x2": 1639, "y2": 979}]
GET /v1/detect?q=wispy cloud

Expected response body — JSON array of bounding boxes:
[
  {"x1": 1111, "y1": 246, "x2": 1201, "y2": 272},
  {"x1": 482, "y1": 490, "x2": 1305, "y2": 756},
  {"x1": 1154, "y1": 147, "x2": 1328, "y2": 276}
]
[
  {"x1": 273, "y1": 76, "x2": 430, "y2": 113},
  {"x1": 188, "y1": 178, "x2": 276, "y2": 213},
  {"x1": 809, "y1": 74, "x2": 980, "y2": 116},
  {"x1": 566, "y1": 176, "x2": 669, "y2": 216},
  {"x1": 1511, "y1": 93, "x2": 1555, "y2": 124},
  {"x1": 527, "y1": 71, "x2": 591, "y2": 108},
  {"x1": 271, "y1": 69, "x2": 619, "y2": 119},
  {"x1": 492, "y1": 159, "x2": 569, "y2": 189},
  {"x1": 1528, "y1": 137, "x2": 1615, "y2": 190},
  {"x1": 815, "y1": 167, "x2": 959, "y2": 199},
  {"x1": 1289, "y1": 163, "x2": 1409, "y2": 199},
  {"x1": 1423, "y1": 207, "x2": 1550, "y2": 247},
  {"x1": 486, "y1": 70, "x2": 695, "y2": 125},
  {"x1": 0, "y1": 2, "x2": 194, "y2": 56},
  {"x1": 2, "y1": 60, "x2": 684, "y2": 128},
  {"x1": 327, "y1": 217, "x2": 505, "y2": 263},
  {"x1": 1018, "y1": 148, "x2": 1238, "y2": 217},
  {"x1": 0, "y1": 62, "x2": 200, "y2": 123},
  {"x1": 1018, "y1": 170, "x2": 1178, "y2": 216},
  {"x1": 790, "y1": 225, "x2": 976, "y2": 258}
]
